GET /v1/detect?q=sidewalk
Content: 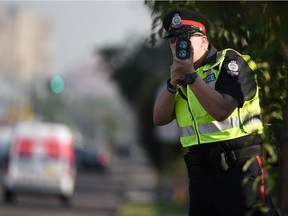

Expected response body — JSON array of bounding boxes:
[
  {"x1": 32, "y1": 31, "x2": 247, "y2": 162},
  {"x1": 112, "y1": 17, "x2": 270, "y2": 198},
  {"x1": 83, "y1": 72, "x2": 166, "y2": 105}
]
[{"x1": 118, "y1": 145, "x2": 158, "y2": 204}]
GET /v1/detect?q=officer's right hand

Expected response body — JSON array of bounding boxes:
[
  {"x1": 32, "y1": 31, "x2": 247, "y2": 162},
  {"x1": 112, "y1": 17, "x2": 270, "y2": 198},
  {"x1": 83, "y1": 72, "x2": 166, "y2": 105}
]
[{"x1": 169, "y1": 39, "x2": 195, "y2": 85}]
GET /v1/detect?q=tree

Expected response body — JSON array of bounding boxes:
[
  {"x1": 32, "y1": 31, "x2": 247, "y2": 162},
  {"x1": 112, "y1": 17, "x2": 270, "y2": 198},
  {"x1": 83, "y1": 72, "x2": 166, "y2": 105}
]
[
  {"x1": 146, "y1": 0, "x2": 288, "y2": 214},
  {"x1": 98, "y1": 42, "x2": 184, "y2": 170},
  {"x1": 97, "y1": 0, "x2": 288, "y2": 208},
  {"x1": 98, "y1": 35, "x2": 187, "y2": 202}
]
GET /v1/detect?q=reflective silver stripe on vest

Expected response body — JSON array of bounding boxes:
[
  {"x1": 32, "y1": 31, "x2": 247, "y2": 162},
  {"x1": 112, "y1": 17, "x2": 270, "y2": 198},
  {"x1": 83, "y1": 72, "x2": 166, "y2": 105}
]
[
  {"x1": 180, "y1": 125, "x2": 196, "y2": 137},
  {"x1": 180, "y1": 116, "x2": 262, "y2": 136}
]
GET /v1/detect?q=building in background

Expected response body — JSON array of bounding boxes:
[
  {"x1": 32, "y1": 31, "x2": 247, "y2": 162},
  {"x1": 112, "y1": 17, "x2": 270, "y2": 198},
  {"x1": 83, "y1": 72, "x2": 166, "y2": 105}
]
[
  {"x1": 0, "y1": 5, "x2": 138, "y2": 153},
  {"x1": 0, "y1": 6, "x2": 52, "y2": 123},
  {"x1": 0, "y1": 6, "x2": 52, "y2": 82}
]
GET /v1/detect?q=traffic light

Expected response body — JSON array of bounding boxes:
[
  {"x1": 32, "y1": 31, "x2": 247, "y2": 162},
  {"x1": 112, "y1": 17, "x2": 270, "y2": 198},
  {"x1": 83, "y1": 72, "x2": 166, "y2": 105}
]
[{"x1": 50, "y1": 75, "x2": 64, "y2": 94}]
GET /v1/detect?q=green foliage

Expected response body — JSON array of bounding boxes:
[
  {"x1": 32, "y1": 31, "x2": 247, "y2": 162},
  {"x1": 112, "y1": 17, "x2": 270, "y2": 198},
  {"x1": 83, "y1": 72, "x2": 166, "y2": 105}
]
[
  {"x1": 145, "y1": 0, "x2": 288, "y2": 212},
  {"x1": 146, "y1": 1, "x2": 288, "y2": 147},
  {"x1": 99, "y1": 43, "x2": 171, "y2": 103},
  {"x1": 120, "y1": 202, "x2": 187, "y2": 216},
  {"x1": 98, "y1": 0, "x2": 288, "y2": 210},
  {"x1": 98, "y1": 41, "x2": 184, "y2": 170}
]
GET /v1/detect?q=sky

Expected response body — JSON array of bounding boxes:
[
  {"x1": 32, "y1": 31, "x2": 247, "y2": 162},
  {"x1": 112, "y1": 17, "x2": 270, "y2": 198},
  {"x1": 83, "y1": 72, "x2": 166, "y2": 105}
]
[{"x1": 0, "y1": 1, "x2": 152, "y2": 73}]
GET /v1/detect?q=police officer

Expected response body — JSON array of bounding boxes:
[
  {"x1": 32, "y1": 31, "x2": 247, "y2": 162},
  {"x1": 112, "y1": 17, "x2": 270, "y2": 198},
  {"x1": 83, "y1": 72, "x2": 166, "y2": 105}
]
[{"x1": 153, "y1": 8, "x2": 279, "y2": 216}]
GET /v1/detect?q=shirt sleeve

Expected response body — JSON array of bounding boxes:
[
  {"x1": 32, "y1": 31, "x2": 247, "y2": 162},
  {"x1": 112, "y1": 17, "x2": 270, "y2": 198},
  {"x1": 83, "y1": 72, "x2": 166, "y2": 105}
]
[{"x1": 215, "y1": 50, "x2": 257, "y2": 108}]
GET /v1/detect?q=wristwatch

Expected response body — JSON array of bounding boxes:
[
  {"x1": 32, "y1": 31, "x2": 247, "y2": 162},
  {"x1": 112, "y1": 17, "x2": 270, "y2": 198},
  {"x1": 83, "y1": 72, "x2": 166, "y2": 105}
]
[{"x1": 184, "y1": 72, "x2": 198, "y2": 85}]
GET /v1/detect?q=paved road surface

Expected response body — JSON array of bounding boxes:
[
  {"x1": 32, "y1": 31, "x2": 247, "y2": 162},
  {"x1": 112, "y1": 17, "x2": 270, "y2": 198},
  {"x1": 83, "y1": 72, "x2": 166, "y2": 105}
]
[{"x1": 0, "y1": 147, "x2": 158, "y2": 216}]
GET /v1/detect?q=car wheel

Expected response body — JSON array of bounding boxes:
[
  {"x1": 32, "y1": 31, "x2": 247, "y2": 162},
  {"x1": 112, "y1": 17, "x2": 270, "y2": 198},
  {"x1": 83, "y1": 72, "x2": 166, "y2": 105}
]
[
  {"x1": 3, "y1": 189, "x2": 15, "y2": 203},
  {"x1": 59, "y1": 195, "x2": 72, "y2": 207}
]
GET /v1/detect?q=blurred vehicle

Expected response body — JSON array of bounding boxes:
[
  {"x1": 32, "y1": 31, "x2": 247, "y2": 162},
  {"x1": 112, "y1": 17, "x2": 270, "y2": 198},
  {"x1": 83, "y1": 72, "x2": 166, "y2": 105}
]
[
  {"x1": 2, "y1": 121, "x2": 76, "y2": 206},
  {"x1": 74, "y1": 146, "x2": 111, "y2": 172},
  {"x1": 0, "y1": 126, "x2": 12, "y2": 169}
]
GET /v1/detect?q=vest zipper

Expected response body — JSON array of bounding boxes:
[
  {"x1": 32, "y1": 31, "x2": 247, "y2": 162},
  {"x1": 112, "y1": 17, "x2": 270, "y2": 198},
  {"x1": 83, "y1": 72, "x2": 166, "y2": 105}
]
[
  {"x1": 178, "y1": 87, "x2": 201, "y2": 145},
  {"x1": 191, "y1": 111, "x2": 201, "y2": 145}
]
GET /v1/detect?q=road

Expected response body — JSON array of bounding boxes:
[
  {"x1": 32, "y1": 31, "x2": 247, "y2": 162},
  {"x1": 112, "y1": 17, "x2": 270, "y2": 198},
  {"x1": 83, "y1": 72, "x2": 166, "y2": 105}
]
[{"x1": 0, "y1": 148, "x2": 158, "y2": 216}]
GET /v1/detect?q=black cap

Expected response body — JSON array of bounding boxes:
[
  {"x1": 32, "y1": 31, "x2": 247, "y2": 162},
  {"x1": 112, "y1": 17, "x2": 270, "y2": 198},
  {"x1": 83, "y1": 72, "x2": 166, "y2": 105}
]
[{"x1": 163, "y1": 8, "x2": 211, "y2": 35}]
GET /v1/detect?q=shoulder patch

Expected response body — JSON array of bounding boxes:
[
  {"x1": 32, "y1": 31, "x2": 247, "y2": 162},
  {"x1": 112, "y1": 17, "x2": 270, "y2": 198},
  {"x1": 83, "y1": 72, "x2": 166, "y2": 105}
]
[
  {"x1": 224, "y1": 50, "x2": 241, "y2": 77},
  {"x1": 227, "y1": 60, "x2": 240, "y2": 76}
]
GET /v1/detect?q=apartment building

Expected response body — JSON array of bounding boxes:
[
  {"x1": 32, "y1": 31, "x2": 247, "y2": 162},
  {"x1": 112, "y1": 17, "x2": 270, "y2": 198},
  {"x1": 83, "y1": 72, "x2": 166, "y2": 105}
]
[
  {"x1": 0, "y1": 6, "x2": 52, "y2": 123},
  {"x1": 0, "y1": 6, "x2": 52, "y2": 82}
]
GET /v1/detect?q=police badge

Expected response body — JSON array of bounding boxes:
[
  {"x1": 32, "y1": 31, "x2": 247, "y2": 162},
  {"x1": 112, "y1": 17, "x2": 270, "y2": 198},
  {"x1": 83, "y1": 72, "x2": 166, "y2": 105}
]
[
  {"x1": 227, "y1": 60, "x2": 239, "y2": 76},
  {"x1": 171, "y1": 13, "x2": 182, "y2": 28}
]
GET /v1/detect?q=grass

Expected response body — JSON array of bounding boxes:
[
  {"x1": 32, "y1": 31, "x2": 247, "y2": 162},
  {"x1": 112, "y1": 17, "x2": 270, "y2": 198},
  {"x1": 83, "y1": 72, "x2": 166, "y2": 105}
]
[{"x1": 120, "y1": 202, "x2": 188, "y2": 216}]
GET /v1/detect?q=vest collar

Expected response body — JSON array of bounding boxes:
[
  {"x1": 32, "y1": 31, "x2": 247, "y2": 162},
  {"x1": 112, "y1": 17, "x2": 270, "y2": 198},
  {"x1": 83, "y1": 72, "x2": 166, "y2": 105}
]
[
  {"x1": 197, "y1": 45, "x2": 218, "y2": 72},
  {"x1": 205, "y1": 45, "x2": 218, "y2": 63}
]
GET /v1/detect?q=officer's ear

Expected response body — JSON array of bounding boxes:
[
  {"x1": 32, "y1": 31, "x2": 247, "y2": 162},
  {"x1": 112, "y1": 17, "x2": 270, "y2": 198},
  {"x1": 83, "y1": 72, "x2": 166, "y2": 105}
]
[{"x1": 201, "y1": 35, "x2": 208, "y2": 44}]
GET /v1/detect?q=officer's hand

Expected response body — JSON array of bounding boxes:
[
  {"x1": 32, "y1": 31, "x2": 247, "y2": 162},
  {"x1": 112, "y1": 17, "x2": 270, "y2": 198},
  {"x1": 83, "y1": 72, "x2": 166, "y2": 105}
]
[{"x1": 169, "y1": 41, "x2": 195, "y2": 85}]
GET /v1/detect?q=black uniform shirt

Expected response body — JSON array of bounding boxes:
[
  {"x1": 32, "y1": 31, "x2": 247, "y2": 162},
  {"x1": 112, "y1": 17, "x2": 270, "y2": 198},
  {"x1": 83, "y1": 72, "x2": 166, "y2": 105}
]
[{"x1": 202, "y1": 46, "x2": 257, "y2": 108}]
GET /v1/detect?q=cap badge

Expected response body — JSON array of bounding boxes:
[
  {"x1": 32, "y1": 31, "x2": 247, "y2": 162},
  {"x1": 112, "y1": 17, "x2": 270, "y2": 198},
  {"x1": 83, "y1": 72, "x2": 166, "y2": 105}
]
[{"x1": 171, "y1": 13, "x2": 182, "y2": 28}]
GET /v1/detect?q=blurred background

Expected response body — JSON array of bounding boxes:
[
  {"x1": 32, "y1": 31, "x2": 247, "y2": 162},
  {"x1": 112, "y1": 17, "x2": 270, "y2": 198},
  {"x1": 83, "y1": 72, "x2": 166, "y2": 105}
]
[{"x1": 0, "y1": 1, "x2": 186, "y2": 216}]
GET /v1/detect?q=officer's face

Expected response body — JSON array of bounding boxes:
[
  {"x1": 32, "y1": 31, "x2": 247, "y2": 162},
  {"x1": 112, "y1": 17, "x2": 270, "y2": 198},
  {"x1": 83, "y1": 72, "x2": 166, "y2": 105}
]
[
  {"x1": 190, "y1": 34, "x2": 208, "y2": 63},
  {"x1": 169, "y1": 33, "x2": 204, "y2": 44}
]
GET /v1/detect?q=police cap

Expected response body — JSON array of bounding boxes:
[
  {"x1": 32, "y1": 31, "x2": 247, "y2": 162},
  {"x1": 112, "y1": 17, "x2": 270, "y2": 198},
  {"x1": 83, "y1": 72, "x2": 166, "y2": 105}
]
[{"x1": 163, "y1": 8, "x2": 211, "y2": 35}]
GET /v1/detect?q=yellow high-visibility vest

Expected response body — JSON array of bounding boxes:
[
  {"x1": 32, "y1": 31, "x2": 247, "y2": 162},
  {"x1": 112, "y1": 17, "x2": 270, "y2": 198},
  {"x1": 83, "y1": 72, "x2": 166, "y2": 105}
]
[{"x1": 175, "y1": 49, "x2": 263, "y2": 147}]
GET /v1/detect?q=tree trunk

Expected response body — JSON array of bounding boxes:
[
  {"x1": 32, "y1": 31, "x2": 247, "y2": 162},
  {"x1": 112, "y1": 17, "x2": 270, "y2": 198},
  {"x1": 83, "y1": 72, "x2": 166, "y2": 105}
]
[{"x1": 280, "y1": 103, "x2": 288, "y2": 216}]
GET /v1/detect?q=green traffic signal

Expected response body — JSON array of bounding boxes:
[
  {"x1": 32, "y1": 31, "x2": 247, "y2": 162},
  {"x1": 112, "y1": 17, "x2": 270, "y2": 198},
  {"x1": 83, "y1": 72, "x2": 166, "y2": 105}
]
[{"x1": 50, "y1": 75, "x2": 64, "y2": 94}]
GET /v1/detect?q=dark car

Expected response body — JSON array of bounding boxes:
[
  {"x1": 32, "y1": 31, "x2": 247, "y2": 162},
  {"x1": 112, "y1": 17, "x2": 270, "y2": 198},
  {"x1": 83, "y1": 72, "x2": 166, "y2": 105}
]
[
  {"x1": 74, "y1": 146, "x2": 111, "y2": 172},
  {"x1": 0, "y1": 144, "x2": 9, "y2": 169},
  {"x1": 0, "y1": 126, "x2": 12, "y2": 169}
]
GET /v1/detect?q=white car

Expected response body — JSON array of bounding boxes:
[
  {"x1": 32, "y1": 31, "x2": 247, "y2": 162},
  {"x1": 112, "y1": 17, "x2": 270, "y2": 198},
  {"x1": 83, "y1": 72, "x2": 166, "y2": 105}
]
[{"x1": 2, "y1": 121, "x2": 76, "y2": 206}]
